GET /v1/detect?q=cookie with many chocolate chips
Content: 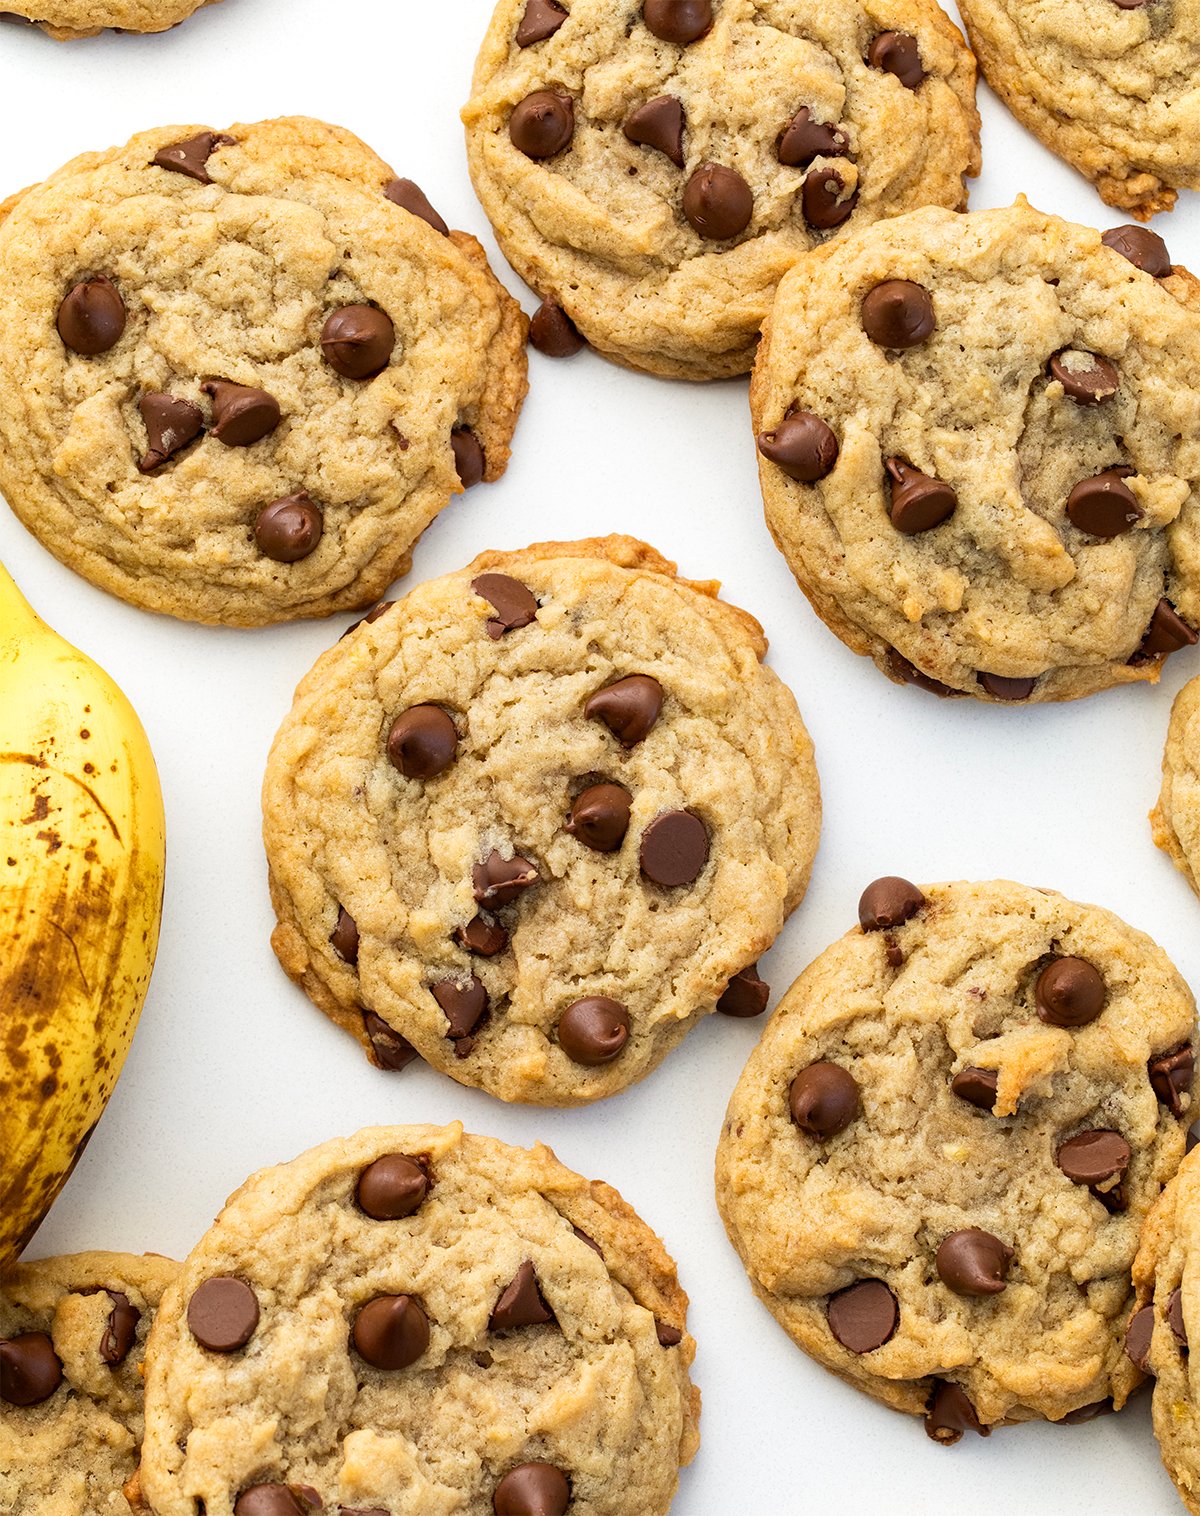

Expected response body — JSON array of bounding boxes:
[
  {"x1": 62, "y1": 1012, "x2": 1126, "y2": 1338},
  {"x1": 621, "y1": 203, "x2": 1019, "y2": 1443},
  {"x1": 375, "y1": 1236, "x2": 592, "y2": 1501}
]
[
  {"x1": 715, "y1": 879, "x2": 1196, "y2": 1434},
  {"x1": 0, "y1": 117, "x2": 527, "y2": 625},
  {"x1": 0, "y1": 0, "x2": 216, "y2": 37},
  {"x1": 1152, "y1": 676, "x2": 1200, "y2": 902},
  {"x1": 137, "y1": 1125, "x2": 699, "y2": 1515},
  {"x1": 263, "y1": 535, "x2": 819, "y2": 1105},
  {"x1": 0, "y1": 1251, "x2": 179, "y2": 1514},
  {"x1": 462, "y1": 0, "x2": 979, "y2": 378},
  {"x1": 752, "y1": 199, "x2": 1200, "y2": 701}
]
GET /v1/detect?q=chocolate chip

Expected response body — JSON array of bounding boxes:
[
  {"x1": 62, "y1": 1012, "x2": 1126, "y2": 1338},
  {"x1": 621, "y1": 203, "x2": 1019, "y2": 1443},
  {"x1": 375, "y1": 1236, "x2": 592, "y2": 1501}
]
[
  {"x1": 321, "y1": 306, "x2": 395, "y2": 380},
  {"x1": 558, "y1": 996, "x2": 629, "y2": 1064},
  {"x1": 383, "y1": 177, "x2": 450, "y2": 236},
  {"x1": 717, "y1": 963, "x2": 769, "y2": 1017},
  {"x1": 1189, "y1": 1123, "x2": 1200, "y2": 1155},
  {"x1": 977, "y1": 672, "x2": 1036, "y2": 700},
  {"x1": 362, "y1": 1010, "x2": 419, "y2": 1072},
  {"x1": 1125, "y1": 1304, "x2": 1154, "y2": 1372},
  {"x1": 1168, "y1": 1287, "x2": 1189, "y2": 1348},
  {"x1": 925, "y1": 1381, "x2": 988, "y2": 1444},
  {"x1": 683, "y1": 163, "x2": 753, "y2": 240},
  {"x1": 640, "y1": 810, "x2": 709, "y2": 886},
  {"x1": 137, "y1": 393, "x2": 203, "y2": 472},
  {"x1": 509, "y1": 91, "x2": 575, "y2": 158},
  {"x1": 566, "y1": 782, "x2": 631, "y2": 852},
  {"x1": 1036, "y1": 957, "x2": 1105, "y2": 1027},
  {"x1": 1149, "y1": 1044, "x2": 1194, "y2": 1117},
  {"x1": 1102, "y1": 224, "x2": 1171, "y2": 278},
  {"x1": 885, "y1": 648, "x2": 960, "y2": 697},
  {"x1": 861, "y1": 280, "x2": 934, "y2": 347},
  {"x1": 529, "y1": 299, "x2": 585, "y2": 356},
  {"x1": 57, "y1": 277, "x2": 126, "y2": 356},
  {"x1": 1056, "y1": 1130, "x2": 1131, "y2": 1196},
  {"x1": 152, "y1": 130, "x2": 232, "y2": 183},
  {"x1": 623, "y1": 95, "x2": 685, "y2": 167},
  {"x1": 867, "y1": 31, "x2": 925, "y2": 87},
  {"x1": 99, "y1": 1291, "x2": 141, "y2": 1366},
  {"x1": 493, "y1": 1463, "x2": 570, "y2": 1516},
  {"x1": 472, "y1": 573, "x2": 538, "y2": 637},
  {"x1": 1066, "y1": 467, "x2": 1143, "y2": 538},
  {"x1": 255, "y1": 493, "x2": 323, "y2": 563},
  {"x1": 187, "y1": 1277, "x2": 259, "y2": 1352},
  {"x1": 572, "y1": 1225, "x2": 602, "y2": 1256},
  {"x1": 885, "y1": 457, "x2": 957, "y2": 534},
  {"x1": 452, "y1": 427, "x2": 486, "y2": 487},
  {"x1": 456, "y1": 913, "x2": 509, "y2": 956},
  {"x1": 936, "y1": 1229, "x2": 1013, "y2": 1296},
  {"x1": 790, "y1": 1062, "x2": 860, "y2": 1137},
  {"x1": 756, "y1": 411, "x2": 838, "y2": 482},
  {"x1": 643, "y1": 0, "x2": 711, "y2": 42},
  {"x1": 341, "y1": 1509, "x2": 389, "y2": 1515},
  {"x1": 341, "y1": 601, "x2": 395, "y2": 640},
  {"x1": 777, "y1": 107, "x2": 849, "y2": 167},
  {"x1": 516, "y1": 0, "x2": 567, "y2": 43},
  {"x1": 473, "y1": 850, "x2": 540, "y2": 905},
  {"x1": 387, "y1": 706, "x2": 458, "y2": 779},
  {"x1": 235, "y1": 1487, "x2": 320, "y2": 1516},
  {"x1": 0, "y1": 1332, "x2": 63, "y2": 1405},
  {"x1": 858, "y1": 876, "x2": 924, "y2": 931},
  {"x1": 357, "y1": 1154, "x2": 429, "y2": 1220},
  {"x1": 585, "y1": 674, "x2": 663, "y2": 745},
  {"x1": 801, "y1": 166, "x2": 858, "y2": 230},
  {"x1": 827, "y1": 1280, "x2": 898, "y2": 1353},
  {"x1": 1136, "y1": 599, "x2": 1199, "y2": 660},
  {"x1": 203, "y1": 380, "x2": 281, "y2": 446},
  {"x1": 353, "y1": 1294, "x2": 429, "y2": 1369},
  {"x1": 1048, "y1": 350, "x2": 1119, "y2": 405},
  {"x1": 1060, "y1": 1400, "x2": 1114, "y2": 1424},
  {"x1": 951, "y1": 1066, "x2": 998, "y2": 1111},
  {"x1": 656, "y1": 1320, "x2": 683, "y2": 1346},
  {"x1": 431, "y1": 976, "x2": 488, "y2": 1041},
  {"x1": 490, "y1": 1261, "x2": 555, "y2": 1330}
]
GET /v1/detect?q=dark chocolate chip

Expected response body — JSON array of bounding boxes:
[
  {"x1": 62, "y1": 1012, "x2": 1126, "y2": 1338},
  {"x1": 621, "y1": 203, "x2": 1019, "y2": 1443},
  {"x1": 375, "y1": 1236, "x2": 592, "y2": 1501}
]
[
  {"x1": 1102, "y1": 224, "x2": 1171, "y2": 278},
  {"x1": 473, "y1": 850, "x2": 540, "y2": 906},
  {"x1": 717, "y1": 963, "x2": 770, "y2": 1017},
  {"x1": 152, "y1": 130, "x2": 232, "y2": 183},
  {"x1": 387, "y1": 706, "x2": 458, "y2": 779},
  {"x1": 353, "y1": 1294, "x2": 429, "y2": 1369},
  {"x1": 683, "y1": 163, "x2": 753, "y2": 240},
  {"x1": 100, "y1": 1291, "x2": 140, "y2": 1366},
  {"x1": 472, "y1": 573, "x2": 538, "y2": 637},
  {"x1": 756, "y1": 411, "x2": 838, "y2": 482},
  {"x1": 452, "y1": 427, "x2": 486, "y2": 487},
  {"x1": 1048, "y1": 350, "x2": 1119, "y2": 405},
  {"x1": 357, "y1": 1154, "x2": 429, "y2": 1220},
  {"x1": 885, "y1": 648, "x2": 960, "y2": 697},
  {"x1": 643, "y1": 0, "x2": 711, "y2": 42},
  {"x1": 585, "y1": 674, "x2": 663, "y2": 745},
  {"x1": 1136, "y1": 599, "x2": 1199, "y2": 660},
  {"x1": 516, "y1": 0, "x2": 568, "y2": 44},
  {"x1": 639, "y1": 810, "x2": 709, "y2": 886},
  {"x1": 623, "y1": 94, "x2": 685, "y2": 167},
  {"x1": 1066, "y1": 467, "x2": 1143, "y2": 538},
  {"x1": 509, "y1": 91, "x2": 575, "y2": 158},
  {"x1": 235, "y1": 1486, "x2": 320, "y2": 1516},
  {"x1": 801, "y1": 166, "x2": 858, "y2": 230},
  {"x1": 566, "y1": 782, "x2": 631, "y2": 852},
  {"x1": 1166, "y1": 1286, "x2": 1189, "y2": 1349},
  {"x1": 1149, "y1": 1044, "x2": 1194, "y2": 1117},
  {"x1": 861, "y1": 280, "x2": 934, "y2": 347},
  {"x1": 1056, "y1": 1130, "x2": 1131, "y2": 1195},
  {"x1": 57, "y1": 277, "x2": 126, "y2": 356},
  {"x1": 951, "y1": 1066, "x2": 998, "y2": 1111},
  {"x1": 1036, "y1": 957, "x2": 1106, "y2": 1027},
  {"x1": 977, "y1": 672, "x2": 1037, "y2": 700},
  {"x1": 187, "y1": 1277, "x2": 259, "y2": 1352},
  {"x1": 790, "y1": 1062, "x2": 860, "y2": 1138},
  {"x1": 0, "y1": 1332, "x2": 63, "y2": 1406},
  {"x1": 827, "y1": 1280, "x2": 898, "y2": 1353},
  {"x1": 558, "y1": 996, "x2": 630, "y2": 1064},
  {"x1": 255, "y1": 493, "x2": 323, "y2": 563},
  {"x1": 203, "y1": 380, "x2": 280, "y2": 446},
  {"x1": 431, "y1": 976, "x2": 488, "y2": 1041},
  {"x1": 362, "y1": 1010, "x2": 419, "y2": 1072},
  {"x1": 529, "y1": 299, "x2": 585, "y2": 356},
  {"x1": 885, "y1": 457, "x2": 957, "y2": 533},
  {"x1": 321, "y1": 306, "x2": 395, "y2": 380},
  {"x1": 456, "y1": 913, "x2": 510, "y2": 956},
  {"x1": 572, "y1": 1225, "x2": 602, "y2": 1256},
  {"x1": 867, "y1": 30, "x2": 925, "y2": 87},
  {"x1": 493, "y1": 1463, "x2": 570, "y2": 1516},
  {"x1": 137, "y1": 392, "x2": 203, "y2": 472},
  {"x1": 383, "y1": 177, "x2": 450, "y2": 236},
  {"x1": 656, "y1": 1320, "x2": 683, "y2": 1346},
  {"x1": 490, "y1": 1261, "x2": 555, "y2": 1330},
  {"x1": 858, "y1": 876, "x2": 924, "y2": 931},
  {"x1": 936, "y1": 1229, "x2": 1013, "y2": 1296},
  {"x1": 777, "y1": 107, "x2": 850, "y2": 167},
  {"x1": 1125, "y1": 1304, "x2": 1154, "y2": 1372},
  {"x1": 925, "y1": 1381, "x2": 989, "y2": 1444}
]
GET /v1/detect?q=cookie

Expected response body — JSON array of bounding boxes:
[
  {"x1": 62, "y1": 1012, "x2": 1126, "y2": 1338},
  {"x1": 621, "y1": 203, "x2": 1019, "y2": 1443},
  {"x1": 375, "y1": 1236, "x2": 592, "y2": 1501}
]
[
  {"x1": 0, "y1": 0, "x2": 215, "y2": 38},
  {"x1": 957, "y1": 0, "x2": 1200, "y2": 220},
  {"x1": 263, "y1": 535, "x2": 819, "y2": 1106},
  {"x1": 463, "y1": 0, "x2": 980, "y2": 379},
  {"x1": 0, "y1": 118, "x2": 527, "y2": 626},
  {"x1": 1, "y1": 1250, "x2": 179, "y2": 1514},
  {"x1": 752, "y1": 199, "x2": 1200, "y2": 702},
  {"x1": 1152, "y1": 675, "x2": 1200, "y2": 899},
  {"x1": 715, "y1": 877, "x2": 1196, "y2": 1435},
  {"x1": 137, "y1": 1123, "x2": 700, "y2": 1515}
]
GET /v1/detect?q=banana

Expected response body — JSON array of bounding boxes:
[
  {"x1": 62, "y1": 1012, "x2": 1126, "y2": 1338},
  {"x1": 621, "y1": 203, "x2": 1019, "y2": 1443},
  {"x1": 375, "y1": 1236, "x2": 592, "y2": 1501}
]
[{"x1": 0, "y1": 559, "x2": 165, "y2": 1269}]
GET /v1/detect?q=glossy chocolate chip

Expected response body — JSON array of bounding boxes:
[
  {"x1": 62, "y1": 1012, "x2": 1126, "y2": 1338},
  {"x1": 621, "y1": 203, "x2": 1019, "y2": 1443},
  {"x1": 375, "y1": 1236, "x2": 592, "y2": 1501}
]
[
  {"x1": 623, "y1": 94, "x2": 685, "y2": 167},
  {"x1": 790, "y1": 1062, "x2": 860, "y2": 1137},
  {"x1": 321, "y1": 306, "x2": 395, "y2": 379},
  {"x1": 1048, "y1": 350, "x2": 1119, "y2": 405},
  {"x1": 255, "y1": 493, "x2": 323, "y2": 563},
  {"x1": 885, "y1": 457, "x2": 956, "y2": 533},
  {"x1": 490, "y1": 1261, "x2": 555, "y2": 1330},
  {"x1": 827, "y1": 1280, "x2": 898, "y2": 1353},
  {"x1": 867, "y1": 31, "x2": 925, "y2": 87},
  {"x1": 1168, "y1": 1287, "x2": 1189, "y2": 1348},
  {"x1": 585, "y1": 674, "x2": 663, "y2": 745},
  {"x1": 858, "y1": 876, "x2": 924, "y2": 931},
  {"x1": 431, "y1": 976, "x2": 488, "y2": 1041},
  {"x1": 516, "y1": 0, "x2": 568, "y2": 44},
  {"x1": 683, "y1": 163, "x2": 753, "y2": 240},
  {"x1": 976, "y1": 671, "x2": 1036, "y2": 701},
  {"x1": 1056, "y1": 1130, "x2": 1131, "y2": 1196},
  {"x1": 57, "y1": 277, "x2": 126, "y2": 356},
  {"x1": 0, "y1": 1332, "x2": 63, "y2": 1406},
  {"x1": 643, "y1": 0, "x2": 711, "y2": 42},
  {"x1": 387, "y1": 706, "x2": 458, "y2": 779},
  {"x1": 778, "y1": 107, "x2": 849, "y2": 167},
  {"x1": 472, "y1": 573, "x2": 538, "y2": 637},
  {"x1": 1149, "y1": 1044, "x2": 1194, "y2": 1117},
  {"x1": 203, "y1": 380, "x2": 280, "y2": 446},
  {"x1": 510, "y1": 91, "x2": 575, "y2": 158},
  {"x1": 529, "y1": 299, "x2": 585, "y2": 356},
  {"x1": 1125, "y1": 1305, "x2": 1154, "y2": 1372},
  {"x1": 493, "y1": 1463, "x2": 570, "y2": 1516},
  {"x1": 861, "y1": 280, "x2": 934, "y2": 347},
  {"x1": 353, "y1": 1294, "x2": 429, "y2": 1369},
  {"x1": 456, "y1": 913, "x2": 510, "y2": 956},
  {"x1": 357, "y1": 1154, "x2": 429, "y2": 1220},
  {"x1": 187, "y1": 1277, "x2": 259, "y2": 1352},
  {"x1": 656, "y1": 1320, "x2": 683, "y2": 1346},
  {"x1": 640, "y1": 810, "x2": 709, "y2": 886},
  {"x1": 1102, "y1": 224, "x2": 1171, "y2": 278},
  {"x1": 153, "y1": 130, "x2": 232, "y2": 183},
  {"x1": 717, "y1": 963, "x2": 770, "y2": 1017},
  {"x1": 885, "y1": 648, "x2": 960, "y2": 698},
  {"x1": 1137, "y1": 599, "x2": 1199, "y2": 659},
  {"x1": 473, "y1": 850, "x2": 540, "y2": 905},
  {"x1": 757, "y1": 411, "x2": 838, "y2": 482},
  {"x1": 925, "y1": 1381, "x2": 988, "y2": 1444},
  {"x1": 137, "y1": 393, "x2": 203, "y2": 472},
  {"x1": 383, "y1": 177, "x2": 450, "y2": 236},
  {"x1": 951, "y1": 1066, "x2": 998, "y2": 1111},
  {"x1": 362, "y1": 1009, "x2": 419, "y2": 1072},
  {"x1": 100, "y1": 1291, "x2": 141, "y2": 1366},
  {"x1": 1066, "y1": 467, "x2": 1143, "y2": 538},
  {"x1": 558, "y1": 996, "x2": 630, "y2": 1064},
  {"x1": 566, "y1": 782, "x2": 631, "y2": 852},
  {"x1": 452, "y1": 427, "x2": 486, "y2": 487},
  {"x1": 1036, "y1": 957, "x2": 1105, "y2": 1027},
  {"x1": 936, "y1": 1230, "x2": 1013, "y2": 1296},
  {"x1": 235, "y1": 1486, "x2": 320, "y2": 1516},
  {"x1": 801, "y1": 166, "x2": 858, "y2": 230}
]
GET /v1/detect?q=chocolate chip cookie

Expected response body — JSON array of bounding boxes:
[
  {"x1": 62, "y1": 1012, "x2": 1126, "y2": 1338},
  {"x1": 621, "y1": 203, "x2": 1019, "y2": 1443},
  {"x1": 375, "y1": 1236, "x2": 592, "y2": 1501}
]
[
  {"x1": 0, "y1": 0, "x2": 215, "y2": 37},
  {"x1": 1152, "y1": 676, "x2": 1200, "y2": 901},
  {"x1": 0, "y1": 117, "x2": 527, "y2": 626},
  {"x1": 138, "y1": 1124, "x2": 700, "y2": 1515},
  {"x1": 752, "y1": 199, "x2": 1200, "y2": 701},
  {"x1": 263, "y1": 536, "x2": 819, "y2": 1105},
  {"x1": 1, "y1": 1250, "x2": 179, "y2": 1514},
  {"x1": 715, "y1": 878, "x2": 1196, "y2": 1436},
  {"x1": 463, "y1": 0, "x2": 980, "y2": 379},
  {"x1": 957, "y1": 0, "x2": 1200, "y2": 220}
]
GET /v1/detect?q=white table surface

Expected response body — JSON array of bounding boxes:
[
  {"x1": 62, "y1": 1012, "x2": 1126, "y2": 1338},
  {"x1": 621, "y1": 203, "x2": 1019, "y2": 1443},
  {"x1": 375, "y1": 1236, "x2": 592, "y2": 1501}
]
[{"x1": 2, "y1": 2, "x2": 1198, "y2": 1511}]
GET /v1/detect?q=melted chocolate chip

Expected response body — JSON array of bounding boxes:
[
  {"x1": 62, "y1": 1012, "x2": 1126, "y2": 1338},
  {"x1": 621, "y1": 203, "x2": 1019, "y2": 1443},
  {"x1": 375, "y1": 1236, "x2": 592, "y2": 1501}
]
[
  {"x1": 858, "y1": 876, "x2": 924, "y2": 931},
  {"x1": 383, "y1": 177, "x2": 450, "y2": 236},
  {"x1": 1036, "y1": 957, "x2": 1105, "y2": 1027},
  {"x1": 137, "y1": 393, "x2": 203, "y2": 472},
  {"x1": 255, "y1": 493, "x2": 323, "y2": 563},
  {"x1": 643, "y1": 0, "x2": 711, "y2": 43},
  {"x1": 452, "y1": 426, "x2": 487, "y2": 487},
  {"x1": 1048, "y1": 350, "x2": 1119, "y2": 405},
  {"x1": 861, "y1": 280, "x2": 935, "y2": 347},
  {"x1": 510, "y1": 91, "x2": 575, "y2": 158},
  {"x1": 203, "y1": 380, "x2": 280, "y2": 446},
  {"x1": 885, "y1": 648, "x2": 960, "y2": 697},
  {"x1": 235, "y1": 1486, "x2": 320, "y2": 1516},
  {"x1": 321, "y1": 306, "x2": 395, "y2": 380},
  {"x1": 757, "y1": 411, "x2": 838, "y2": 482},
  {"x1": 456, "y1": 913, "x2": 510, "y2": 956},
  {"x1": 623, "y1": 95, "x2": 685, "y2": 167},
  {"x1": 977, "y1": 672, "x2": 1036, "y2": 701},
  {"x1": 362, "y1": 1010, "x2": 419, "y2": 1072},
  {"x1": 516, "y1": 0, "x2": 568, "y2": 44},
  {"x1": 0, "y1": 1332, "x2": 63, "y2": 1406},
  {"x1": 558, "y1": 996, "x2": 630, "y2": 1064},
  {"x1": 1102, "y1": 224, "x2": 1171, "y2": 278},
  {"x1": 867, "y1": 30, "x2": 925, "y2": 87},
  {"x1": 790, "y1": 1062, "x2": 860, "y2": 1137},
  {"x1": 683, "y1": 163, "x2": 753, "y2": 240},
  {"x1": 639, "y1": 810, "x2": 709, "y2": 886},
  {"x1": 951, "y1": 1066, "x2": 998, "y2": 1111},
  {"x1": 353, "y1": 1294, "x2": 429, "y2": 1369},
  {"x1": 1066, "y1": 467, "x2": 1143, "y2": 538},
  {"x1": 152, "y1": 130, "x2": 232, "y2": 183},
  {"x1": 717, "y1": 963, "x2": 770, "y2": 1017},
  {"x1": 1125, "y1": 1304, "x2": 1154, "y2": 1372},
  {"x1": 493, "y1": 1463, "x2": 570, "y2": 1516},
  {"x1": 473, "y1": 850, "x2": 540, "y2": 905},
  {"x1": 885, "y1": 458, "x2": 957, "y2": 533},
  {"x1": 490, "y1": 1261, "x2": 555, "y2": 1330},
  {"x1": 827, "y1": 1280, "x2": 898, "y2": 1353},
  {"x1": 99, "y1": 1291, "x2": 140, "y2": 1366},
  {"x1": 566, "y1": 782, "x2": 632, "y2": 852},
  {"x1": 801, "y1": 166, "x2": 858, "y2": 230},
  {"x1": 472, "y1": 573, "x2": 538, "y2": 637},
  {"x1": 431, "y1": 976, "x2": 488, "y2": 1041},
  {"x1": 529, "y1": 299, "x2": 585, "y2": 356},
  {"x1": 187, "y1": 1277, "x2": 259, "y2": 1352},
  {"x1": 1056, "y1": 1130, "x2": 1131, "y2": 1199},
  {"x1": 57, "y1": 277, "x2": 126, "y2": 356},
  {"x1": 1169, "y1": 1287, "x2": 1188, "y2": 1348},
  {"x1": 357, "y1": 1154, "x2": 429, "y2": 1220},
  {"x1": 925, "y1": 1381, "x2": 989, "y2": 1444},
  {"x1": 936, "y1": 1230, "x2": 1013, "y2": 1296},
  {"x1": 585, "y1": 674, "x2": 663, "y2": 745},
  {"x1": 387, "y1": 706, "x2": 458, "y2": 779},
  {"x1": 777, "y1": 107, "x2": 849, "y2": 167},
  {"x1": 1149, "y1": 1044, "x2": 1194, "y2": 1117}
]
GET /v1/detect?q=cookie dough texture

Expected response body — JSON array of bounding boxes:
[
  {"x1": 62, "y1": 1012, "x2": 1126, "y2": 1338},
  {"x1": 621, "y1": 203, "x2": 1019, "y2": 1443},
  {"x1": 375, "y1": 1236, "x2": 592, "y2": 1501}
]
[
  {"x1": 716, "y1": 879, "x2": 1196, "y2": 1430},
  {"x1": 1, "y1": 0, "x2": 215, "y2": 38},
  {"x1": 752, "y1": 200, "x2": 1200, "y2": 701},
  {"x1": 0, "y1": 117, "x2": 527, "y2": 625},
  {"x1": 0, "y1": 1251, "x2": 179, "y2": 1515},
  {"x1": 1153, "y1": 675, "x2": 1200, "y2": 897},
  {"x1": 463, "y1": 0, "x2": 979, "y2": 379},
  {"x1": 957, "y1": 0, "x2": 1200, "y2": 220},
  {"x1": 264, "y1": 535, "x2": 819, "y2": 1105},
  {"x1": 138, "y1": 1124, "x2": 699, "y2": 1516}
]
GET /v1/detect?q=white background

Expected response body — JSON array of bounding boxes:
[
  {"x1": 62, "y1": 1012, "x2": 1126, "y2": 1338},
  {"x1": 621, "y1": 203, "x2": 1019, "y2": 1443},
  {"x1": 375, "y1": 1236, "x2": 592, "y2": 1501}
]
[{"x1": 2, "y1": 2, "x2": 1199, "y2": 1511}]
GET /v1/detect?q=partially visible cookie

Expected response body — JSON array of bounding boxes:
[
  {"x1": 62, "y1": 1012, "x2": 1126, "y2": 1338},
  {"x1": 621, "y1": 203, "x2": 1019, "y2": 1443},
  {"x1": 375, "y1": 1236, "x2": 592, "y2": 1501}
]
[
  {"x1": 0, "y1": 1250, "x2": 179, "y2": 1515},
  {"x1": 752, "y1": 199, "x2": 1200, "y2": 701},
  {"x1": 138, "y1": 1124, "x2": 700, "y2": 1515},
  {"x1": 0, "y1": 118, "x2": 527, "y2": 625},
  {"x1": 716, "y1": 878, "x2": 1196, "y2": 1436},
  {"x1": 463, "y1": 0, "x2": 979, "y2": 378},
  {"x1": 1153, "y1": 676, "x2": 1200, "y2": 898},
  {"x1": 263, "y1": 535, "x2": 820, "y2": 1105},
  {"x1": 0, "y1": 0, "x2": 215, "y2": 38}
]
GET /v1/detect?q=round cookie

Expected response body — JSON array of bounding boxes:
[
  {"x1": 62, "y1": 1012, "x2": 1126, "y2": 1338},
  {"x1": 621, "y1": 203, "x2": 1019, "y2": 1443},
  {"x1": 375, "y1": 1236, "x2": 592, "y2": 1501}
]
[
  {"x1": 956, "y1": 0, "x2": 1200, "y2": 220},
  {"x1": 463, "y1": 0, "x2": 980, "y2": 379},
  {"x1": 752, "y1": 199, "x2": 1200, "y2": 701},
  {"x1": 715, "y1": 878, "x2": 1196, "y2": 1435},
  {"x1": 0, "y1": 0, "x2": 216, "y2": 38},
  {"x1": 263, "y1": 535, "x2": 820, "y2": 1106},
  {"x1": 0, "y1": 1251, "x2": 179, "y2": 1514},
  {"x1": 1152, "y1": 675, "x2": 1200, "y2": 899},
  {"x1": 0, "y1": 117, "x2": 527, "y2": 626},
  {"x1": 138, "y1": 1123, "x2": 700, "y2": 1515}
]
